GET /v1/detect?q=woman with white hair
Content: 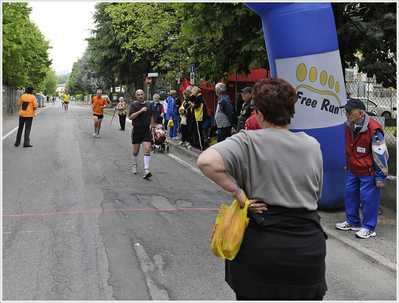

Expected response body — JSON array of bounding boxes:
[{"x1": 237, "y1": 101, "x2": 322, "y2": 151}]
[
  {"x1": 116, "y1": 97, "x2": 127, "y2": 131},
  {"x1": 214, "y1": 82, "x2": 237, "y2": 142}
]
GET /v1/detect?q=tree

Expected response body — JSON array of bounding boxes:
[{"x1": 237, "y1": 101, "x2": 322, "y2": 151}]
[
  {"x1": 87, "y1": 3, "x2": 265, "y2": 90},
  {"x1": 67, "y1": 62, "x2": 81, "y2": 96},
  {"x1": 75, "y1": 49, "x2": 107, "y2": 94},
  {"x1": 57, "y1": 74, "x2": 69, "y2": 84},
  {"x1": 104, "y1": 2, "x2": 186, "y2": 90},
  {"x1": 179, "y1": 3, "x2": 266, "y2": 84},
  {"x1": 42, "y1": 68, "x2": 58, "y2": 96},
  {"x1": 2, "y1": 2, "x2": 52, "y2": 89},
  {"x1": 332, "y1": 3, "x2": 396, "y2": 88},
  {"x1": 74, "y1": 3, "x2": 396, "y2": 93}
]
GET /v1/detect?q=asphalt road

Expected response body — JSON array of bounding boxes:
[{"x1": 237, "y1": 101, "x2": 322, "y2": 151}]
[{"x1": 2, "y1": 101, "x2": 397, "y2": 301}]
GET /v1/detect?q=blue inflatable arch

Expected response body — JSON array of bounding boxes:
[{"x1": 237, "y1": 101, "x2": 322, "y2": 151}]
[{"x1": 246, "y1": 3, "x2": 347, "y2": 209}]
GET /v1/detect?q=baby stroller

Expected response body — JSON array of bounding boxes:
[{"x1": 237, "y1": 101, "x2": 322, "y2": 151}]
[{"x1": 151, "y1": 124, "x2": 169, "y2": 153}]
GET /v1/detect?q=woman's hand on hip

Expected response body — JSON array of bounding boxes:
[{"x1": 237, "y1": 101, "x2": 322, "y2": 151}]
[
  {"x1": 235, "y1": 190, "x2": 267, "y2": 213},
  {"x1": 248, "y1": 199, "x2": 268, "y2": 213}
]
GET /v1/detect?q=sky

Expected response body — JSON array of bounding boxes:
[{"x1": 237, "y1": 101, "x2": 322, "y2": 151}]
[{"x1": 28, "y1": 1, "x2": 97, "y2": 74}]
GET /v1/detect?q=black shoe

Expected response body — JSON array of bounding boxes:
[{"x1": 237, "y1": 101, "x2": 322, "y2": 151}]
[
  {"x1": 23, "y1": 144, "x2": 33, "y2": 148},
  {"x1": 14, "y1": 142, "x2": 19, "y2": 147}
]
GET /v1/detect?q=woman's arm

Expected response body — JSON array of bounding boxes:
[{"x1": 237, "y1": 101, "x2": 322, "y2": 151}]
[{"x1": 197, "y1": 148, "x2": 237, "y2": 193}]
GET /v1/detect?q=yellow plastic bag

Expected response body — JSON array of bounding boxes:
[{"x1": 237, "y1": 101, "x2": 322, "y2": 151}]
[
  {"x1": 167, "y1": 118, "x2": 174, "y2": 128},
  {"x1": 210, "y1": 199, "x2": 250, "y2": 260}
]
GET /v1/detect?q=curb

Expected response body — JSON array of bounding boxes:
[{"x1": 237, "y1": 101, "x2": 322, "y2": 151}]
[{"x1": 169, "y1": 144, "x2": 202, "y2": 163}]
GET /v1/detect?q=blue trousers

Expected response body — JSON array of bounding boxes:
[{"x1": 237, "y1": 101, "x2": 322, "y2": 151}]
[
  {"x1": 345, "y1": 170, "x2": 381, "y2": 231},
  {"x1": 169, "y1": 119, "x2": 178, "y2": 138}
]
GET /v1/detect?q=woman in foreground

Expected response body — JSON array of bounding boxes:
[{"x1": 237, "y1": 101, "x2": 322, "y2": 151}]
[{"x1": 197, "y1": 77, "x2": 327, "y2": 300}]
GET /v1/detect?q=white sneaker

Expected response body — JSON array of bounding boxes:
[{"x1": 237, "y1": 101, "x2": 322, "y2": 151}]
[
  {"x1": 356, "y1": 228, "x2": 376, "y2": 239},
  {"x1": 93, "y1": 132, "x2": 97, "y2": 137},
  {"x1": 143, "y1": 169, "x2": 152, "y2": 179},
  {"x1": 132, "y1": 165, "x2": 138, "y2": 174},
  {"x1": 335, "y1": 221, "x2": 361, "y2": 231},
  {"x1": 96, "y1": 133, "x2": 100, "y2": 138}
]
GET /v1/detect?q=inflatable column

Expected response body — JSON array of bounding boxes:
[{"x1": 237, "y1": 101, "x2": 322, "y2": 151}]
[{"x1": 246, "y1": 3, "x2": 347, "y2": 209}]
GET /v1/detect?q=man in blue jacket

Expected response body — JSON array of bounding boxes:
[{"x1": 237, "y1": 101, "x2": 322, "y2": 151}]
[
  {"x1": 336, "y1": 99, "x2": 389, "y2": 239},
  {"x1": 214, "y1": 82, "x2": 237, "y2": 142}
]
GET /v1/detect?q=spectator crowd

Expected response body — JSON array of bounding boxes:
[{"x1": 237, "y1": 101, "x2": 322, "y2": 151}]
[{"x1": 151, "y1": 83, "x2": 258, "y2": 152}]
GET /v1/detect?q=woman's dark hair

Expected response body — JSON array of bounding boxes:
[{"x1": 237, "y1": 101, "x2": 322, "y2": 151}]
[
  {"x1": 25, "y1": 86, "x2": 34, "y2": 94},
  {"x1": 252, "y1": 77, "x2": 296, "y2": 126}
]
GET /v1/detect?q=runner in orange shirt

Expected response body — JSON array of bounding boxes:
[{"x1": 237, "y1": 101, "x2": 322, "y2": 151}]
[{"x1": 90, "y1": 89, "x2": 108, "y2": 138}]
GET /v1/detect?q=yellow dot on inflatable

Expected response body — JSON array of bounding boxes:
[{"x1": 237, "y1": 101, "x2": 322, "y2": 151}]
[
  {"x1": 335, "y1": 82, "x2": 340, "y2": 93},
  {"x1": 328, "y1": 76, "x2": 334, "y2": 89},
  {"x1": 309, "y1": 67, "x2": 317, "y2": 83},
  {"x1": 296, "y1": 64, "x2": 307, "y2": 82},
  {"x1": 320, "y1": 71, "x2": 327, "y2": 85}
]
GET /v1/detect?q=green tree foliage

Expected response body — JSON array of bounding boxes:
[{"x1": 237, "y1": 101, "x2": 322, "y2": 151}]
[
  {"x1": 2, "y1": 2, "x2": 52, "y2": 89},
  {"x1": 73, "y1": 49, "x2": 107, "y2": 94},
  {"x1": 72, "y1": 3, "x2": 396, "y2": 92},
  {"x1": 104, "y1": 2, "x2": 188, "y2": 90},
  {"x1": 332, "y1": 3, "x2": 396, "y2": 88},
  {"x1": 67, "y1": 62, "x2": 81, "y2": 95},
  {"x1": 57, "y1": 74, "x2": 69, "y2": 84},
  {"x1": 179, "y1": 3, "x2": 266, "y2": 84},
  {"x1": 86, "y1": 3, "x2": 120, "y2": 93},
  {"x1": 42, "y1": 68, "x2": 57, "y2": 96}
]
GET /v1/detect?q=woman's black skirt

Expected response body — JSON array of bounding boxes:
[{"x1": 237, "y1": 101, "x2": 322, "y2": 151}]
[{"x1": 225, "y1": 205, "x2": 328, "y2": 300}]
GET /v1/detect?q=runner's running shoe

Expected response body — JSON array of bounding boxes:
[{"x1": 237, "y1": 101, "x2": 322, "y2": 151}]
[
  {"x1": 143, "y1": 169, "x2": 152, "y2": 179},
  {"x1": 132, "y1": 164, "x2": 138, "y2": 174}
]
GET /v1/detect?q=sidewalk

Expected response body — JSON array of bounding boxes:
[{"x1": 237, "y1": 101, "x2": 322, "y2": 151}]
[{"x1": 169, "y1": 142, "x2": 397, "y2": 273}]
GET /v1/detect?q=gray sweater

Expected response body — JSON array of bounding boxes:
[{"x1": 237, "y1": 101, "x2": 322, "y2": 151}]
[{"x1": 212, "y1": 128, "x2": 323, "y2": 210}]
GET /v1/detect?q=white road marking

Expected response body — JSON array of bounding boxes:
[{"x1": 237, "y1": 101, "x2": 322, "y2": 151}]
[{"x1": 2, "y1": 109, "x2": 43, "y2": 140}]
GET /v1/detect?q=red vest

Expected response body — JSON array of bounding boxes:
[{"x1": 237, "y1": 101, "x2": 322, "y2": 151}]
[{"x1": 345, "y1": 118, "x2": 383, "y2": 176}]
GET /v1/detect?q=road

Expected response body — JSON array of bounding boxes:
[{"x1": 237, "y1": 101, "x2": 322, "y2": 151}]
[{"x1": 2, "y1": 101, "x2": 396, "y2": 301}]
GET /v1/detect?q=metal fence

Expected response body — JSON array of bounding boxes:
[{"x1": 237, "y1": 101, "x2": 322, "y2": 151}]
[
  {"x1": 345, "y1": 72, "x2": 397, "y2": 175},
  {"x1": 2, "y1": 86, "x2": 23, "y2": 117}
]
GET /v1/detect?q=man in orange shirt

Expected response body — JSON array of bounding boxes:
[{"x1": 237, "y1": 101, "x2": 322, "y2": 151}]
[
  {"x1": 14, "y1": 86, "x2": 38, "y2": 147},
  {"x1": 90, "y1": 89, "x2": 108, "y2": 138}
]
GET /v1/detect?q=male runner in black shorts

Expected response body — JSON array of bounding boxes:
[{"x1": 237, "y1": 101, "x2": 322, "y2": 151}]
[{"x1": 128, "y1": 89, "x2": 155, "y2": 179}]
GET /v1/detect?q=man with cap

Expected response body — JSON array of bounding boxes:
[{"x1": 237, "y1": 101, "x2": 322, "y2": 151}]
[
  {"x1": 336, "y1": 98, "x2": 389, "y2": 239},
  {"x1": 237, "y1": 86, "x2": 254, "y2": 132}
]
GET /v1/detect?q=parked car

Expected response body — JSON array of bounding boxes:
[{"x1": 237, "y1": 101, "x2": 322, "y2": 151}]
[
  {"x1": 357, "y1": 98, "x2": 396, "y2": 119},
  {"x1": 102, "y1": 94, "x2": 110, "y2": 104},
  {"x1": 156, "y1": 90, "x2": 169, "y2": 100}
]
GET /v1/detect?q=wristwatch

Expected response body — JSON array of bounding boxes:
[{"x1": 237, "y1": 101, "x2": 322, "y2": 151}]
[{"x1": 230, "y1": 184, "x2": 241, "y2": 197}]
